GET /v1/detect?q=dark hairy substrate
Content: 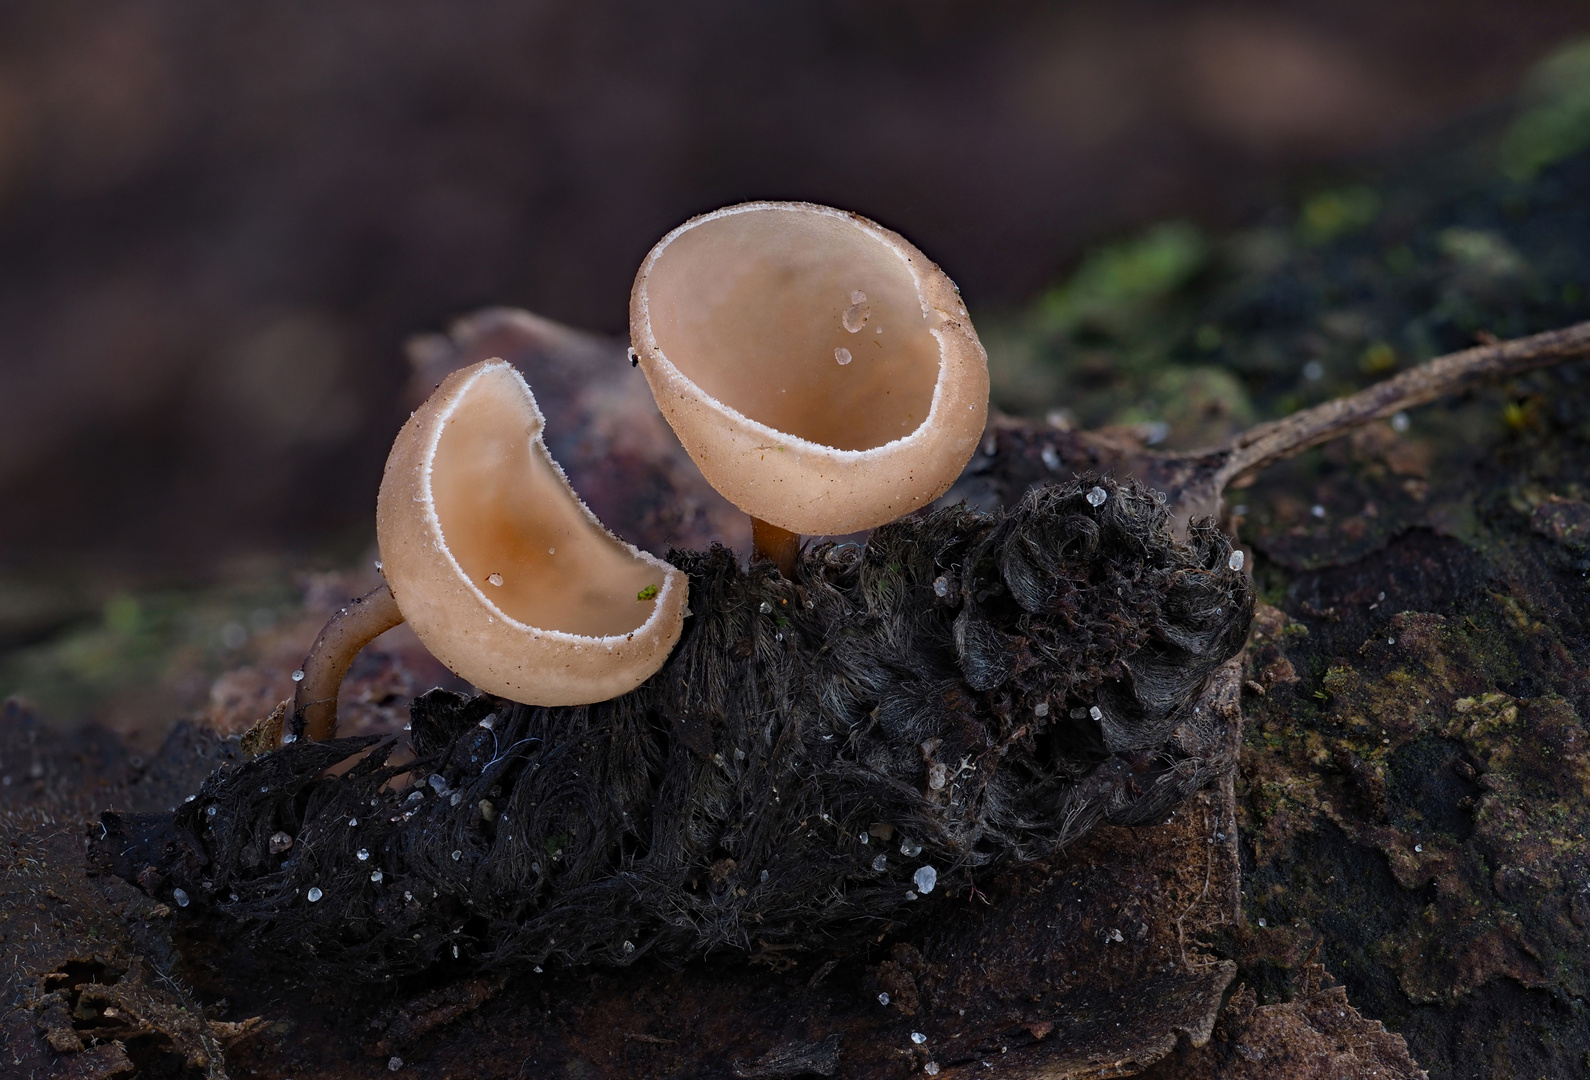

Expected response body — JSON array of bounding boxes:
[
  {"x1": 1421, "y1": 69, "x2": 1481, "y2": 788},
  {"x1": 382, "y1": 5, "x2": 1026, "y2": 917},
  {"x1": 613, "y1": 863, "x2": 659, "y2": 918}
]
[{"x1": 94, "y1": 476, "x2": 1252, "y2": 982}]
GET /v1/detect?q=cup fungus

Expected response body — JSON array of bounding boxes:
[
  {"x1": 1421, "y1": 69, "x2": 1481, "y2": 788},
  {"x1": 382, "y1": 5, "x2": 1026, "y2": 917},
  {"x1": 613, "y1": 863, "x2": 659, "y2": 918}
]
[
  {"x1": 630, "y1": 201, "x2": 989, "y2": 573},
  {"x1": 371, "y1": 359, "x2": 686, "y2": 717}
]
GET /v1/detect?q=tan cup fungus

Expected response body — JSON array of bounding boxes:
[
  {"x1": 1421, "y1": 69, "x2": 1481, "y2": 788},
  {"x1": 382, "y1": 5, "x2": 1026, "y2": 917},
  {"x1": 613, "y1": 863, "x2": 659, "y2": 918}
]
[
  {"x1": 630, "y1": 201, "x2": 989, "y2": 537},
  {"x1": 376, "y1": 359, "x2": 687, "y2": 706}
]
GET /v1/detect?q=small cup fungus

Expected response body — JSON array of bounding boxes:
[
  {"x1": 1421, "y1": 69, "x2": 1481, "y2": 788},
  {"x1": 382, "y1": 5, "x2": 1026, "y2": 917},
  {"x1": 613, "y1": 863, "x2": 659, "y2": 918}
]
[
  {"x1": 373, "y1": 359, "x2": 687, "y2": 714},
  {"x1": 630, "y1": 202, "x2": 989, "y2": 571}
]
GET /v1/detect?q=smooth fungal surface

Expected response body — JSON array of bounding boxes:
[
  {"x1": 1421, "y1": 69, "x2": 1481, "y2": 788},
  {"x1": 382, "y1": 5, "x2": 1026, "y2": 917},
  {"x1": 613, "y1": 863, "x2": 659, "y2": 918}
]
[
  {"x1": 640, "y1": 204, "x2": 941, "y2": 452},
  {"x1": 427, "y1": 363, "x2": 664, "y2": 638},
  {"x1": 377, "y1": 360, "x2": 686, "y2": 706}
]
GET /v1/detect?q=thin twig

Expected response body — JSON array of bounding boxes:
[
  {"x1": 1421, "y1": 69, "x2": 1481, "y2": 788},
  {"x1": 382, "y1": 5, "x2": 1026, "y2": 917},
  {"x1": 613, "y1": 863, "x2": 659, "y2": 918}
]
[{"x1": 1208, "y1": 318, "x2": 1590, "y2": 490}]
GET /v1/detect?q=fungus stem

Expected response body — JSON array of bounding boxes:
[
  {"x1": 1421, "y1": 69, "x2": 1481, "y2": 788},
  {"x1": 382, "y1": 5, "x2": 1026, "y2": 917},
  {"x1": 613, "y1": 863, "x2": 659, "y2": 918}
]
[
  {"x1": 291, "y1": 583, "x2": 405, "y2": 742},
  {"x1": 751, "y1": 517, "x2": 800, "y2": 578}
]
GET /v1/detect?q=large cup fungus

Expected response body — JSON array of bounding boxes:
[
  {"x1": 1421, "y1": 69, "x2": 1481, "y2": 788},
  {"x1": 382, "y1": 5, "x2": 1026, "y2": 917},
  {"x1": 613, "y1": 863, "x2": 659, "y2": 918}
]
[
  {"x1": 289, "y1": 360, "x2": 687, "y2": 742},
  {"x1": 376, "y1": 360, "x2": 687, "y2": 705},
  {"x1": 630, "y1": 201, "x2": 989, "y2": 572}
]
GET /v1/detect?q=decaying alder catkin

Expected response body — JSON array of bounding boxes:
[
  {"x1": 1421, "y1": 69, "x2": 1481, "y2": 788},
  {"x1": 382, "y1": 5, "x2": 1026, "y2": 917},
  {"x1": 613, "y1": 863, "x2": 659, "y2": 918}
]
[{"x1": 95, "y1": 477, "x2": 1253, "y2": 981}]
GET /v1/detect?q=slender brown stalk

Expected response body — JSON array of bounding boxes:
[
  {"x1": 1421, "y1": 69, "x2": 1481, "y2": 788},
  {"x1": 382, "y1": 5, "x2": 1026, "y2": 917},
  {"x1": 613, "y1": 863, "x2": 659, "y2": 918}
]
[
  {"x1": 291, "y1": 583, "x2": 405, "y2": 742},
  {"x1": 751, "y1": 517, "x2": 800, "y2": 578},
  {"x1": 1211, "y1": 319, "x2": 1590, "y2": 489}
]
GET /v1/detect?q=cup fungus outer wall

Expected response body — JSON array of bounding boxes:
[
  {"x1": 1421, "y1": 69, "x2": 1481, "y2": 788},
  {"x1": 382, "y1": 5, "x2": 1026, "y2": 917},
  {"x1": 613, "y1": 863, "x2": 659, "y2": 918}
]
[
  {"x1": 376, "y1": 359, "x2": 687, "y2": 707},
  {"x1": 630, "y1": 201, "x2": 990, "y2": 537}
]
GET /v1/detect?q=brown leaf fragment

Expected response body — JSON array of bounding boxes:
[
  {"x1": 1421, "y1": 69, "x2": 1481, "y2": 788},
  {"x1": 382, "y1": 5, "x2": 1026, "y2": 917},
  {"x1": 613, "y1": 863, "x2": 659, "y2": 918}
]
[
  {"x1": 1145, "y1": 966, "x2": 1427, "y2": 1079},
  {"x1": 54, "y1": 1041, "x2": 136, "y2": 1080},
  {"x1": 35, "y1": 991, "x2": 84, "y2": 1053}
]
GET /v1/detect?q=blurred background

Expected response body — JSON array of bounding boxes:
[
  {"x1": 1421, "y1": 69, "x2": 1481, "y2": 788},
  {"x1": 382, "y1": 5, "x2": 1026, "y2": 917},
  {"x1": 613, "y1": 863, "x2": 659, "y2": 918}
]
[{"x1": 4, "y1": 0, "x2": 1590, "y2": 738}]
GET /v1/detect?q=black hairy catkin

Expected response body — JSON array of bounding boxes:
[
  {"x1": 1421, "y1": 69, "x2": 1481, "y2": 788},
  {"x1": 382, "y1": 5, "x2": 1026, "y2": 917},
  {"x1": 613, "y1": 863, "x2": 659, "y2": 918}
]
[{"x1": 96, "y1": 477, "x2": 1253, "y2": 981}]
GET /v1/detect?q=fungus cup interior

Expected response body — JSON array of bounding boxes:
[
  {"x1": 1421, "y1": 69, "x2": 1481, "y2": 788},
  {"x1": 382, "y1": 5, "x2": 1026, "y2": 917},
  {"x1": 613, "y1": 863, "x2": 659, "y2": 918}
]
[
  {"x1": 377, "y1": 358, "x2": 684, "y2": 708},
  {"x1": 428, "y1": 364, "x2": 665, "y2": 638},
  {"x1": 641, "y1": 205, "x2": 942, "y2": 452}
]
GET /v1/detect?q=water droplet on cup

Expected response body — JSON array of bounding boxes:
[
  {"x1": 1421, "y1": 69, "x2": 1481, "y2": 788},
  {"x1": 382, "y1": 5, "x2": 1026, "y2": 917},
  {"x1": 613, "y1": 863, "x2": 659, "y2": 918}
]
[
  {"x1": 835, "y1": 347, "x2": 853, "y2": 366},
  {"x1": 487, "y1": 573, "x2": 504, "y2": 587},
  {"x1": 842, "y1": 292, "x2": 871, "y2": 333}
]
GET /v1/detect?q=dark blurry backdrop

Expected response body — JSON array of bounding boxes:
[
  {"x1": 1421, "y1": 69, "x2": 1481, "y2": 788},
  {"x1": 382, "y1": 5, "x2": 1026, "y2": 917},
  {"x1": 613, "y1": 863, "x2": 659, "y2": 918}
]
[{"x1": 2, "y1": 0, "x2": 1589, "y2": 581}]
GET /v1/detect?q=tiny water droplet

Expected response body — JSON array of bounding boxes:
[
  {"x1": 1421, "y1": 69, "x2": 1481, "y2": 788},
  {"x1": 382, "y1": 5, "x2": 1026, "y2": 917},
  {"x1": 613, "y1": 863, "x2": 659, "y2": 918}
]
[
  {"x1": 900, "y1": 837, "x2": 922, "y2": 858},
  {"x1": 911, "y1": 1032, "x2": 928, "y2": 1045},
  {"x1": 388, "y1": 1055, "x2": 403, "y2": 1072},
  {"x1": 487, "y1": 573, "x2": 504, "y2": 587},
  {"x1": 206, "y1": 806, "x2": 218, "y2": 817},
  {"x1": 269, "y1": 831, "x2": 293, "y2": 854},
  {"x1": 1034, "y1": 702, "x2": 1049, "y2": 718},
  {"x1": 1311, "y1": 504, "x2": 1326, "y2": 518},
  {"x1": 291, "y1": 669, "x2": 305, "y2": 682},
  {"x1": 933, "y1": 575, "x2": 949, "y2": 598},
  {"x1": 307, "y1": 887, "x2": 323, "y2": 902},
  {"x1": 872, "y1": 854, "x2": 888, "y2": 871},
  {"x1": 452, "y1": 849, "x2": 462, "y2": 860},
  {"x1": 924, "y1": 1062, "x2": 940, "y2": 1076},
  {"x1": 1086, "y1": 486, "x2": 1108, "y2": 507},
  {"x1": 172, "y1": 888, "x2": 190, "y2": 908},
  {"x1": 834, "y1": 346, "x2": 853, "y2": 365},
  {"x1": 1089, "y1": 705, "x2": 1103, "y2": 722},
  {"x1": 913, "y1": 865, "x2": 937, "y2": 894},
  {"x1": 1041, "y1": 445, "x2": 1060, "y2": 471},
  {"x1": 759, "y1": 600, "x2": 773, "y2": 615},
  {"x1": 878, "y1": 992, "x2": 891, "y2": 1006},
  {"x1": 349, "y1": 817, "x2": 358, "y2": 827},
  {"x1": 281, "y1": 733, "x2": 297, "y2": 744},
  {"x1": 548, "y1": 547, "x2": 555, "y2": 555},
  {"x1": 1391, "y1": 411, "x2": 1411, "y2": 433},
  {"x1": 1228, "y1": 550, "x2": 1245, "y2": 571},
  {"x1": 842, "y1": 295, "x2": 871, "y2": 333},
  {"x1": 357, "y1": 848, "x2": 370, "y2": 861},
  {"x1": 371, "y1": 870, "x2": 383, "y2": 882}
]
